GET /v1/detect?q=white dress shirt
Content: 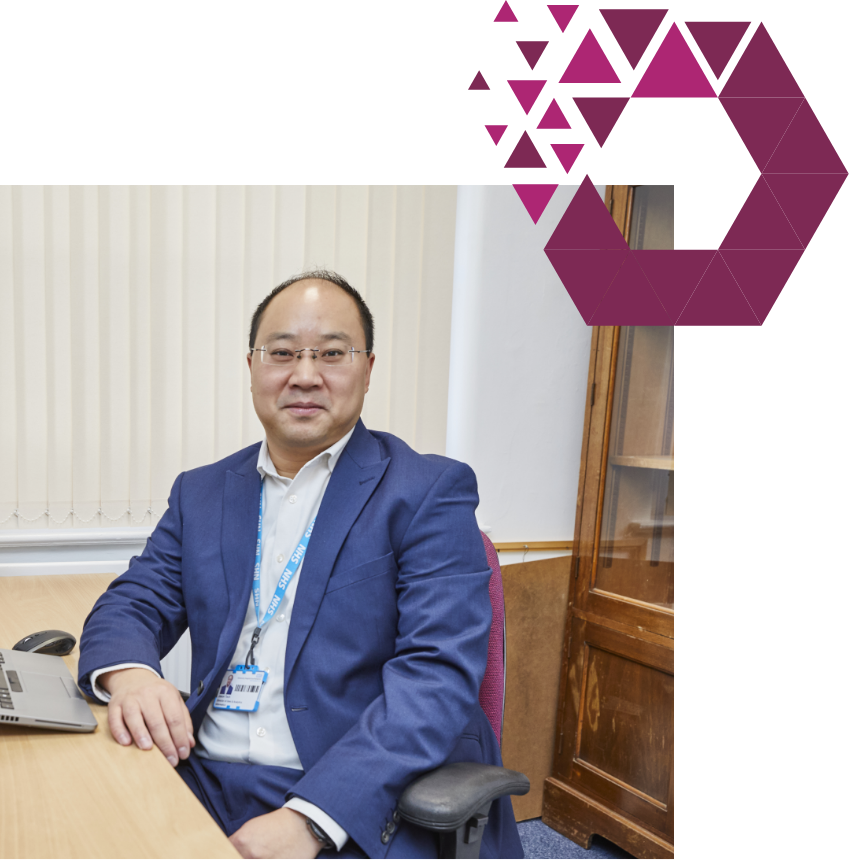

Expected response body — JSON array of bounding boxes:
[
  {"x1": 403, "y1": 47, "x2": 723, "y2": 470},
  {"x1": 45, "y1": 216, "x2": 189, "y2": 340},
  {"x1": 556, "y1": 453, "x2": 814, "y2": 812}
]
[{"x1": 90, "y1": 427, "x2": 356, "y2": 850}]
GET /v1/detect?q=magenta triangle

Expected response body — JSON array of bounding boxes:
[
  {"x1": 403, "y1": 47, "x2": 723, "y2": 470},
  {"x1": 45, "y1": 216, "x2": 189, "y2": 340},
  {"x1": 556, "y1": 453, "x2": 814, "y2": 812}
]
[
  {"x1": 560, "y1": 30, "x2": 620, "y2": 84},
  {"x1": 631, "y1": 250, "x2": 714, "y2": 323},
  {"x1": 469, "y1": 71, "x2": 489, "y2": 91},
  {"x1": 764, "y1": 174, "x2": 847, "y2": 248},
  {"x1": 685, "y1": 21, "x2": 749, "y2": 78},
  {"x1": 720, "y1": 24, "x2": 802, "y2": 97},
  {"x1": 485, "y1": 125, "x2": 508, "y2": 145},
  {"x1": 590, "y1": 252, "x2": 673, "y2": 325},
  {"x1": 600, "y1": 9, "x2": 668, "y2": 69},
  {"x1": 513, "y1": 184, "x2": 559, "y2": 224},
  {"x1": 546, "y1": 250, "x2": 628, "y2": 323},
  {"x1": 573, "y1": 97, "x2": 629, "y2": 147},
  {"x1": 505, "y1": 131, "x2": 547, "y2": 168},
  {"x1": 548, "y1": 5, "x2": 578, "y2": 33},
  {"x1": 508, "y1": 79, "x2": 546, "y2": 115},
  {"x1": 763, "y1": 100, "x2": 848, "y2": 175},
  {"x1": 721, "y1": 176, "x2": 803, "y2": 249},
  {"x1": 633, "y1": 23, "x2": 715, "y2": 97},
  {"x1": 546, "y1": 176, "x2": 629, "y2": 250},
  {"x1": 551, "y1": 143, "x2": 583, "y2": 173},
  {"x1": 677, "y1": 253, "x2": 759, "y2": 325},
  {"x1": 495, "y1": 2, "x2": 518, "y2": 23},
  {"x1": 720, "y1": 250, "x2": 803, "y2": 323},
  {"x1": 537, "y1": 99, "x2": 570, "y2": 130},
  {"x1": 719, "y1": 97, "x2": 804, "y2": 172}
]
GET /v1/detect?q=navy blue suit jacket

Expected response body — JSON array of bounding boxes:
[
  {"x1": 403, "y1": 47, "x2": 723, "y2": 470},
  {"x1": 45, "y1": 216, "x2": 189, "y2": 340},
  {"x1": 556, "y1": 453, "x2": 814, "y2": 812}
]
[{"x1": 78, "y1": 420, "x2": 521, "y2": 858}]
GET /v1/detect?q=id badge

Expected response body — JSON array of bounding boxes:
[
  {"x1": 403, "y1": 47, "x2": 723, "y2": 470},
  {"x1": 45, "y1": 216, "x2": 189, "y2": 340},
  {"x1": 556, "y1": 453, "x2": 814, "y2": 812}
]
[{"x1": 213, "y1": 664, "x2": 268, "y2": 712}]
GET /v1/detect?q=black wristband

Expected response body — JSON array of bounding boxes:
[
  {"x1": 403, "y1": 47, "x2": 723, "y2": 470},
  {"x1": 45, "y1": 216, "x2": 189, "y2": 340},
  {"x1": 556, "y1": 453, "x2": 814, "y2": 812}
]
[{"x1": 306, "y1": 817, "x2": 334, "y2": 850}]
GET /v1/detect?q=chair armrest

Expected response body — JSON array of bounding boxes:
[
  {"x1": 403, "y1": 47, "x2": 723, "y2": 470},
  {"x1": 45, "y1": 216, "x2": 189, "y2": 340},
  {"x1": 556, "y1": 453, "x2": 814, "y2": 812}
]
[{"x1": 398, "y1": 762, "x2": 530, "y2": 831}]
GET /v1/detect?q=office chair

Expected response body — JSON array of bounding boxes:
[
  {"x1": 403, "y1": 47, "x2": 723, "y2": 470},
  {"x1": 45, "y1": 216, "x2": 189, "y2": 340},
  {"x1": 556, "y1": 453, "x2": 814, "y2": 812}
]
[
  {"x1": 397, "y1": 532, "x2": 530, "y2": 859},
  {"x1": 173, "y1": 534, "x2": 528, "y2": 857}
]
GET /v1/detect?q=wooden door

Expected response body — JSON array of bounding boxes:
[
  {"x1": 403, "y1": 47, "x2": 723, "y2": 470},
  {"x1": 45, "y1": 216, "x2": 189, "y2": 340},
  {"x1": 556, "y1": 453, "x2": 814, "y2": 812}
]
[{"x1": 543, "y1": 325, "x2": 674, "y2": 858}]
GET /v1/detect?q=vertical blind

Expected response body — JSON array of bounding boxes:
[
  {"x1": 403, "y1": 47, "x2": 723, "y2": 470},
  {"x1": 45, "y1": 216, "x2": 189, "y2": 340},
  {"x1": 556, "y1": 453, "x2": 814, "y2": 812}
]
[{"x1": 0, "y1": 186, "x2": 457, "y2": 530}]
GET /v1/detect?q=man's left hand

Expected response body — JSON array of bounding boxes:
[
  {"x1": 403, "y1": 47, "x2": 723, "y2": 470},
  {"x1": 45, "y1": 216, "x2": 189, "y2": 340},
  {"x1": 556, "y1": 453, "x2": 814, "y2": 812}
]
[{"x1": 228, "y1": 808, "x2": 322, "y2": 859}]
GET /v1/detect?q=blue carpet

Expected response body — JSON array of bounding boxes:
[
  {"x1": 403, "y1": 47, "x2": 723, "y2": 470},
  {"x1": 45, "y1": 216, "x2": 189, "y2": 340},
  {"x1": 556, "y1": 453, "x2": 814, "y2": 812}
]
[{"x1": 517, "y1": 818, "x2": 633, "y2": 859}]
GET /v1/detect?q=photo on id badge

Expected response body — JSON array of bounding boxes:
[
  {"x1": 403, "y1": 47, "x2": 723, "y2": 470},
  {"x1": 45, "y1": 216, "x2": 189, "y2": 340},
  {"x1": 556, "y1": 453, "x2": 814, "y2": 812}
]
[{"x1": 214, "y1": 665, "x2": 269, "y2": 712}]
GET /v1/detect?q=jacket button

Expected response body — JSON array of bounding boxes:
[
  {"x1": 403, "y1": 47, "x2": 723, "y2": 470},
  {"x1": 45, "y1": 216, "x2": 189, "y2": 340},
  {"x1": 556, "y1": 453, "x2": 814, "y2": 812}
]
[
  {"x1": 387, "y1": 821, "x2": 396, "y2": 834},
  {"x1": 393, "y1": 810, "x2": 400, "y2": 823},
  {"x1": 381, "y1": 832, "x2": 390, "y2": 844},
  {"x1": 197, "y1": 680, "x2": 204, "y2": 694}
]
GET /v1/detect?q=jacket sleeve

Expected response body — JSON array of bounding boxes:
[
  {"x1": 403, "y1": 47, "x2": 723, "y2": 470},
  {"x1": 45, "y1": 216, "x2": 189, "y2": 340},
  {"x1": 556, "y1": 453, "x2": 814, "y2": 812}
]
[
  {"x1": 77, "y1": 473, "x2": 188, "y2": 698},
  {"x1": 286, "y1": 460, "x2": 493, "y2": 858}
]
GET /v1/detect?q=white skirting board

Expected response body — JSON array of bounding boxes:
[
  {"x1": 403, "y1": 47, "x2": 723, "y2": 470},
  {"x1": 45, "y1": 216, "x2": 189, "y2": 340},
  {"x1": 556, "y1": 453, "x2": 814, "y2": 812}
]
[{"x1": 0, "y1": 527, "x2": 192, "y2": 691}]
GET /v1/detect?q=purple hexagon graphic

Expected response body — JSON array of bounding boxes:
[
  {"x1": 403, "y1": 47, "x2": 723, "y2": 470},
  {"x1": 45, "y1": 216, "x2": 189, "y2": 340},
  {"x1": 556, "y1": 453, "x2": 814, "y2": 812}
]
[
  {"x1": 471, "y1": 15, "x2": 847, "y2": 325},
  {"x1": 545, "y1": 23, "x2": 847, "y2": 325},
  {"x1": 544, "y1": 25, "x2": 846, "y2": 325}
]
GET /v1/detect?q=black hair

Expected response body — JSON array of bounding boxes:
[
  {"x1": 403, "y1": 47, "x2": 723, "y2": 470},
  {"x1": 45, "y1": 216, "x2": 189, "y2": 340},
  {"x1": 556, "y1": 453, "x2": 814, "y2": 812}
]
[{"x1": 249, "y1": 269, "x2": 374, "y2": 352}]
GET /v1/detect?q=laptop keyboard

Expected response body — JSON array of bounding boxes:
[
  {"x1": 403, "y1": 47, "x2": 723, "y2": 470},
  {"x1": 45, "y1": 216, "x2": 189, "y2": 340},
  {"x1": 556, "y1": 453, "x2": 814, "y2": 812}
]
[
  {"x1": 0, "y1": 666, "x2": 15, "y2": 710},
  {"x1": 0, "y1": 650, "x2": 14, "y2": 718}
]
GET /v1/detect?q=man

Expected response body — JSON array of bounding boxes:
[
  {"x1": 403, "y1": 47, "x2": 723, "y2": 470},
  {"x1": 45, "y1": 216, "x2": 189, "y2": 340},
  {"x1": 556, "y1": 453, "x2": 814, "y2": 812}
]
[{"x1": 78, "y1": 271, "x2": 521, "y2": 859}]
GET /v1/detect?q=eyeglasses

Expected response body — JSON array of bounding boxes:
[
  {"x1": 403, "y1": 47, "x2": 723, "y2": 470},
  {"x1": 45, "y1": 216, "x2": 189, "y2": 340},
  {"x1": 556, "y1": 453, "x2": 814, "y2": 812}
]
[{"x1": 251, "y1": 345, "x2": 371, "y2": 367}]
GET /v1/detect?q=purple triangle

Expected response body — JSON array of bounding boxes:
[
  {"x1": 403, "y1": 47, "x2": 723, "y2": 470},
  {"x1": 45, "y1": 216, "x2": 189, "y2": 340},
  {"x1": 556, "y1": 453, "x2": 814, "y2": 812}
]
[
  {"x1": 492, "y1": 0, "x2": 519, "y2": 24},
  {"x1": 573, "y1": 97, "x2": 629, "y2": 147},
  {"x1": 505, "y1": 131, "x2": 547, "y2": 168},
  {"x1": 632, "y1": 249, "x2": 752, "y2": 325},
  {"x1": 485, "y1": 125, "x2": 507, "y2": 145},
  {"x1": 508, "y1": 80, "x2": 546, "y2": 114},
  {"x1": 600, "y1": 9, "x2": 668, "y2": 69},
  {"x1": 686, "y1": 21, "x2": 750, "y2": 78},
  {"x1": 545, "y1": 250, "x2": 628, "y2": 323},
  {"x1": 514, "y1": 184, "x2": 559, "y2": 224},
  {"x1": 560, "y1": 30, "x2": 620, "y2": 84},
  {"x1": 633, "y1": 24, "x2": 715, "y2": 97},
  {"x1": 551, "y1": 143, "x2": 583, "y2": 173},
  {"x1": 469, "y1": 71, "x2": 489, "y2": 91},
  {"x1": 548, "y1": 5, "x2": 578, "y2": 33},
  {"x1": 537, "y1": 99, "x2": 570, "y2": 130},
  {"x1": 716, "y1": 23, "x2": 847, "y2": 325},
  {"x1": 590, "y1": 252, "x2": 673, "y2": 325},
  {"x1": 517, "y1": 41, "x2": 548, "y2": 70},
  {"x1": 546, "y1": 176, "x2": 629, "y2": 250}
]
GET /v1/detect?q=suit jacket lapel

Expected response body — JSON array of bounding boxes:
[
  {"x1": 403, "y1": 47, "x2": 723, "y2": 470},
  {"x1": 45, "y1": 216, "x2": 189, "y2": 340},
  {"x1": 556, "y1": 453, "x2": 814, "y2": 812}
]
[
  {"x1": 216, "y1": 462, "x2": 262, "y2": 671},
  {"x1": 284, "y1": 421, "x2": 389, "y2": 691}
]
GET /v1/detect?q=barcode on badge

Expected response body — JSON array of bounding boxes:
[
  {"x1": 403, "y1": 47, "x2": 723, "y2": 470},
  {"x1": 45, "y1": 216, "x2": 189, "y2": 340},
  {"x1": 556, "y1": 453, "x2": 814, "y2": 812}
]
[{"x1": 235, "y1": 684, "x2": 260, "y2": 693}]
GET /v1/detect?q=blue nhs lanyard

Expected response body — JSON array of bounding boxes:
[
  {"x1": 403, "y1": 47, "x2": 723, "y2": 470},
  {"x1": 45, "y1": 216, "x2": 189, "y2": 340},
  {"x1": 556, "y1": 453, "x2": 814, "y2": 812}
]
[{"x1": 245, "y1": 478, "x2": 315, "y2": 667}]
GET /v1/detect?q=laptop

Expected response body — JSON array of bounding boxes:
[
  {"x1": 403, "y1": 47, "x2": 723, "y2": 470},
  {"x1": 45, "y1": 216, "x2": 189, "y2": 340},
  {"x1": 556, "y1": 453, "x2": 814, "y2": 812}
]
[{"x1": 0, "y1": 648, "x2": 97, "y2": 732}]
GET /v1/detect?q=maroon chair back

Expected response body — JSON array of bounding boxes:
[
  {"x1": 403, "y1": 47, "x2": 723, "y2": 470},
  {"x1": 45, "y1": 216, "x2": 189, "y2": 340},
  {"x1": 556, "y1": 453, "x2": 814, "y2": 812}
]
[{"x1": 478, "y1": 531, "x2": 505, "y2": 745}]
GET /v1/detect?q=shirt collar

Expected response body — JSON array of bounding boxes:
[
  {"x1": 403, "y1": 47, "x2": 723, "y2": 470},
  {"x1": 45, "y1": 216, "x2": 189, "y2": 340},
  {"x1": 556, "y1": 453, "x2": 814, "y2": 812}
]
[{"x1": 256, "y1": 424, "x2": 357, "y2": 480}]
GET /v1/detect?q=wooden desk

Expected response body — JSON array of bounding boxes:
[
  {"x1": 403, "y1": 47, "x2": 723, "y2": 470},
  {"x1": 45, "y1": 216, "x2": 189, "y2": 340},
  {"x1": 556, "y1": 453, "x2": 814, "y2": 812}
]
[{"x1": 0, "y1": 573, "x2": 239, "y2": 859}]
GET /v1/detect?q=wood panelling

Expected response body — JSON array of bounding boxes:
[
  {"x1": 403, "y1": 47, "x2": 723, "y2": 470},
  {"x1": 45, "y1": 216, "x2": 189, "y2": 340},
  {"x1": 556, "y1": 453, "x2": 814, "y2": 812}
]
[
  {"x1": 493, "y1": 541, "x2": 573, "y2": 552},
  {"x1": 501, "y1": 556, "x2": 571, "y2": 821}
]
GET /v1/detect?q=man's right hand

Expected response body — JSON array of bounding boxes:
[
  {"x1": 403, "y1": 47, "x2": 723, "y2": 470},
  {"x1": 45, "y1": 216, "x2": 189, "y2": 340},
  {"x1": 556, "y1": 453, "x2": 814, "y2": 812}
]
[{"x1": 100, "y1": 668, "x2": 195, "y2": 767}]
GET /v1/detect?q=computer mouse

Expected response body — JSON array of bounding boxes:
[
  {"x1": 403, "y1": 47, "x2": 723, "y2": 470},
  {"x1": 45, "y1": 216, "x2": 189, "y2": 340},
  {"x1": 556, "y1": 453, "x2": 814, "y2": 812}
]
[{"x1": 12, "y1": 629, "x2": 77, "y2": 656}]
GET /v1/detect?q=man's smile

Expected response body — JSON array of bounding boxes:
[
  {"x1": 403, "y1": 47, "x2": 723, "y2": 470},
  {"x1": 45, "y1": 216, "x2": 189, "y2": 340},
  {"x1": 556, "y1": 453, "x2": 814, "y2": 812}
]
[{"x1": 283, "y1": 401, "x2": 325, "y2": 417}]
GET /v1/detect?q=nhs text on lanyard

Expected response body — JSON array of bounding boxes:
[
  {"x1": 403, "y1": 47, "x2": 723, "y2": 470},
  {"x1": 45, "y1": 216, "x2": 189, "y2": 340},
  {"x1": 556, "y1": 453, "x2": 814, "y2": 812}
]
[{"x1": 214, "y1": 478, "x2": 316, "y2": 713}]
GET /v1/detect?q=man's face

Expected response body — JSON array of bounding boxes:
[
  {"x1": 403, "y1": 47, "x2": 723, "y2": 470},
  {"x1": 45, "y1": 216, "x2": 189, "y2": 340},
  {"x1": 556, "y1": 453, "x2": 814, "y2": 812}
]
[{"x1": 248, "y1": 280, "x2": 374, "y2": 457}]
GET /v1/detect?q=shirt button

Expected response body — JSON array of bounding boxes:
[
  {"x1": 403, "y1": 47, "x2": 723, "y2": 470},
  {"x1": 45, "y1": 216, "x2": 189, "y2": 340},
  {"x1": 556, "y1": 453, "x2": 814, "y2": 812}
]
[
  {"x1": 277, "y1": 554, "x2": 284, "y2": 564},
  {"x1": 288, "y1": 495, "x2": 297, "y2": 504},
  {"x1": 276, "y1": 614, "x2": 285, "y2": 623},
  {"x1": 256, "y1": 727, "x2": 267, "y2": 738}
]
